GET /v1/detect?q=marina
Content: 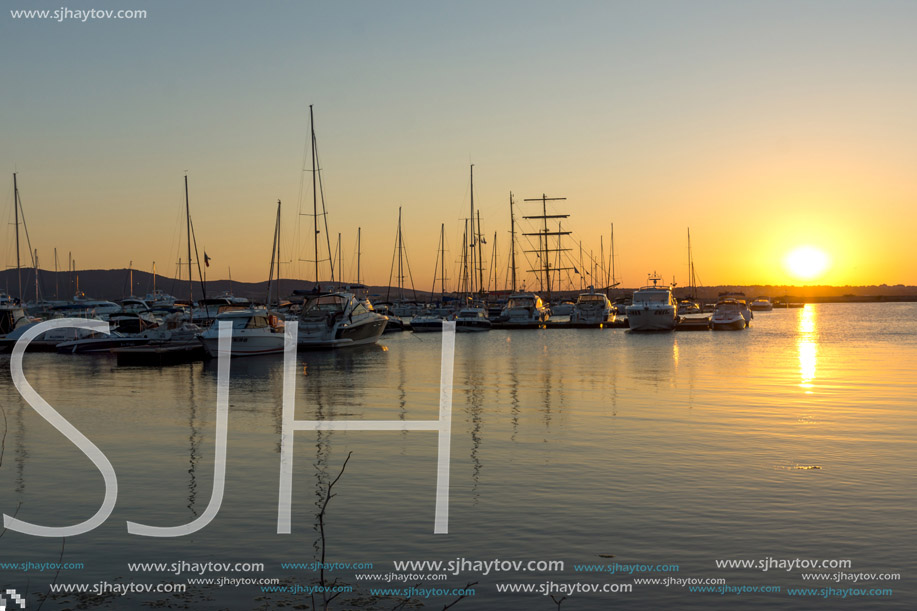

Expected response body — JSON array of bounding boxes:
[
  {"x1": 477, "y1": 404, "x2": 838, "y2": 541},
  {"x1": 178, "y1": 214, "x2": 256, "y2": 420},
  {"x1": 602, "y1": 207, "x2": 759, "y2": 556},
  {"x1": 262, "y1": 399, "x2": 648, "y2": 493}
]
[{"x1": 3, "y1": 2, "x2": 917, "y2": 609}]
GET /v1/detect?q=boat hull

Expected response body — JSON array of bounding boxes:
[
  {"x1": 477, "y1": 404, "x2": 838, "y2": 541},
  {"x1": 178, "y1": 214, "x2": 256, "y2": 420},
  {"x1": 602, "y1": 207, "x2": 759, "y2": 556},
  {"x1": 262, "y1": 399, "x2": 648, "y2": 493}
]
[
  {"x1": 200, "y1": 334, "x2": 286, "y2": 357},
  {"x1": 298, "y1": 318, "x2": 387, "y2": 348},
  {"x1": 710, "y1": 317, "x2": 747, "y2": 331},
  {"x1": 624, "y1": 306, "x2": 676, "y2": 331},
  {"x1": 455, "y1": 320, "x2": 492, "y2": 332}
]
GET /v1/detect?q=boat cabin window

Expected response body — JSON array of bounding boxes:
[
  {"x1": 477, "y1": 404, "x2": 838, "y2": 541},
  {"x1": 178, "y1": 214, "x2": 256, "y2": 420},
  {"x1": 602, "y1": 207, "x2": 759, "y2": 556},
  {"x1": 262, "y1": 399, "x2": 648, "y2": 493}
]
[
  {"x1": 578, "y1": 295, "x2": 606, "y2": 304},
  {"x1": 246, "y1": 316, "x2": 269, "y2": 329},
  {"x1": 351, "y1": 303, "x2": 368, "y2": 316},
  {"x1": 506, "y1": 298, "x2": 534, "y2": 308},
  {"x1": 634, "y1": 291, "x2": 670, "y2": 304}
]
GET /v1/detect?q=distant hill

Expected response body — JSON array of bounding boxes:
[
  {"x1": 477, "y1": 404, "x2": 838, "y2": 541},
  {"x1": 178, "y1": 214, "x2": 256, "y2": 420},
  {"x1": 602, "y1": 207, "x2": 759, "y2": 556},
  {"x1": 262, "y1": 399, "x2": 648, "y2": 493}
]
[{"x1": 1, "y1": 268, "x2": 916, "y2": 303}]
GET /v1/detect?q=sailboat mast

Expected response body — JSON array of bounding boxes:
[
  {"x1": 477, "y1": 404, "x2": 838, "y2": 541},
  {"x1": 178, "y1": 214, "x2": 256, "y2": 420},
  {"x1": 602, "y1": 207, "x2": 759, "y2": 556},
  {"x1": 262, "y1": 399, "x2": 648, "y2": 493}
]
[
  {"x1": 579, "y1": 241, "x2": 584, "y2": 291},
  {"x1": 397, "y1": 207, "x2": 404, "y2": 301},
  {"x1": 461, "y1": 219, "x2": 469, "y2": 296},
  {"x1": 687, "y1": 227, "x2": 693, "y2": 298},
  {"x1": 542, "y1": 195, "x2": 550, "y2": 300},
  {"x1": 266, "y1": 200, "x2": 280, "y2": 304},
  {"x1": 469, "y1": 165, "x2": 476, "y2": 295},
  {"x1": 476, "y1": 209, "x2": 484, "y2": 296},
  {"x1": 185, "y1": 175, "x2": 193, "y2": 304},
  {"x1": 276, "y1": 200, "x2": 282, "y2": 303},
  {"x1": 34, "y1": 249, "x2": 39, "y2": 303},
  {"x1": 13, "y1": 173, "x2": 21, "y2": 302},
  {"x1": 440, "y1": 223, "x2": 446, "y2": 299},
  {"x1": 609, "y1": 223, "x2": 617, "y2": 296},
  {"x1": 600, "y1": 235, "x2": 605, "y2": 291},
  {"x1": 357, "y1": 227, "x2": 361, "y2": 285},
  {"x1": 54, "y1": 248, "x2": 59, "y2": 300},
  {"x1": 509, "y1": 192, "x2": 517, "y2": 293},
  {"x1": 310, "y1": 105, "x2": 319, "y2": 286},
  {"x1": 491, "y1": 231, "x2": 498, "y2": 292}
]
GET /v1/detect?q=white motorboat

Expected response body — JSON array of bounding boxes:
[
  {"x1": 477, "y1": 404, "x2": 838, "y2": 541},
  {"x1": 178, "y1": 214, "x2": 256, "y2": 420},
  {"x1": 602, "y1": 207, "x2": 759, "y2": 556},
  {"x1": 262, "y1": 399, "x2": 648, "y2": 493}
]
[
  {"x1": 454, "y1": 307, "x2": 492, "y2": 332},
  {"x1": 297, "y1": 292, "x2": 388, "y2": 348},
  {"x1": 571, "y1": 291, "x2": 615, "y2": 325},
  {"x1": 410, "y1": 306, "x2": 452, "y2": 333},
  {"x1": 1, "y1": 315, "x2": 105, "y2": 352},
  {"x1": 143, "y1": 289, "x2": 177, "y2": 307},
  {"x1": 55, "y1": 292, "x2": 122, "y2": 317},
  {"x1": 191, "y1": 295, "x2": 251, "y2": 324},
  {"x1": 711, "y1": 300, "x2": 749, "y2": 330},
  {"x1": 717, "y1": 292, "x2": 753, "y2": 325},
  {"x1": 625, "y1": 276, "x2": 677, "y2": 332},
  {"x1": 677, "y1": 299, "x2": 701, "y2": 315},
  {"x1": 0, "y1": 300, "x2": 31, "y2": 338},
  {"x1": 498, "y1": 293, "x2": 550, "y2": 326},
  {"x1": 749, "y1": 297, "x2": 774, "y2": 311},
  {"x1": 549, "y1": 300, "x2": 576, "y2": 317},
  {"x1": 199, "y1": 307, "x2": 285, "y2": 357}
]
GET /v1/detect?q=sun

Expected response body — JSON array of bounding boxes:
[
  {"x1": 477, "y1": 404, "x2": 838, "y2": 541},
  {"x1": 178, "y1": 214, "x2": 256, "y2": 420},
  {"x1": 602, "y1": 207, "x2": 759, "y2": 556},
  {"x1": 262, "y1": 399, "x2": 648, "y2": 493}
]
[{"x1": 784, "y1": 246, "x2": 830, "y2": 281}]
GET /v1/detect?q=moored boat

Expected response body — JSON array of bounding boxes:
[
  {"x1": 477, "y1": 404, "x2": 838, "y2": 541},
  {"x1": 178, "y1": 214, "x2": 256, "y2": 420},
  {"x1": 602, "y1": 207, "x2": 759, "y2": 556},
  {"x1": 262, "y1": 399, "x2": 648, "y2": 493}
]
[
  {"x1": 570, "y1": 290, "x2": 615, "y2": 326},
  {"x1": 454, "y1": 306, "x2": 492, "y2": 332},
  {"x1": 296, "y1": 292, "x2": 388, "y2": 348},
  {"x1": 496, "y1": 293, "x2": 549, "y2": 328},
  {"x1": 749, "y1": 297, "x2": 774, "y2": 311},
  {"x1": 710, "y1": 300, "x2": 748, "y2": 330},
  {"x1": 199, "y1": 307, "x2": 285, "y2": 357},
  {"x1": 625, "y1": 276, "x2": 677, "y2": 332}
]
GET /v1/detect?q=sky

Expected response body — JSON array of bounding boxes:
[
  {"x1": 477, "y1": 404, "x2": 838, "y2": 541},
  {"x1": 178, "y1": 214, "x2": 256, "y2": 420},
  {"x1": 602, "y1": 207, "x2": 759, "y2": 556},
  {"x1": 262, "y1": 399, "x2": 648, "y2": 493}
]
[{"x1": 2, "y1": 0, "x2": 916, "y2": 292}]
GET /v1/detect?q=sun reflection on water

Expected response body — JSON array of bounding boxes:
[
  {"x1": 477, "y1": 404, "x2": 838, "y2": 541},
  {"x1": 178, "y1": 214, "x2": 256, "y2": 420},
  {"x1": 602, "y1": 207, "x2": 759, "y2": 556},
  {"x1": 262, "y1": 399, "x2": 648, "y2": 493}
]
[{"x1": 797, "y1": 305, "x2": 817, "y2": 392}]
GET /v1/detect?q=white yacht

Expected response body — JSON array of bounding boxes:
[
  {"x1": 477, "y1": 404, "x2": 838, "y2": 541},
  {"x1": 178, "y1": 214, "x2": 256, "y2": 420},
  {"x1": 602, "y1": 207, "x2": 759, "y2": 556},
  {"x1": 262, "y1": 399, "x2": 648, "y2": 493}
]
[
  {"x1": 749, "y1": 297, "x2": 774, "y2": 311},
  {"x1": 297, "y1": 292, "x2": 388, "y2": 348},
  {"x1": 191, "y1": 295, "x2": 251, "y2": 324},
  {"x1": 718, "y1": 292, "x2": 754, "y2": 325},
  {"x1": 454, "y1": 306, "x2": 492, "y2": 332},
  {"x1": 498, "y1": 293, "x2": 550, "y2": 326},
  {"x1": 625, "y1": 276, "x2": 677, "y2": 332},
  {"x1": 549, "y1": 300, "x2": 576, "y2": 317},
  {"x1": 677, "y1": 299, "x2": 701, "y2": 315},
  {"x1": 58, "y1": 292, "x2": 122, "y2": 317},
  {"x1": 199, "y1": 307, "x2": 285, "y2": 357},
  {"x1": 410, "y1": 306, "x2": 453, "y2": 333},
  {"x1": 571, "y1": 290, "x2": 615, "y2": 325},
  {"x1": 711, "y1": 300, "x2": 749, "y2": 330},
  {"x1": 143, "y1": 289, "x2": 177, "y2": 307}
]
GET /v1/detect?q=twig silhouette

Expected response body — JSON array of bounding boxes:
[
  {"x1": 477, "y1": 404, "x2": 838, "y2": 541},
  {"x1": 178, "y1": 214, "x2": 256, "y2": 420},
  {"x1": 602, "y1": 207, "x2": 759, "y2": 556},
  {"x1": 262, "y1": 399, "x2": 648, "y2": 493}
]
[
  {"x1": 316, "y1": 451, "x2": 352, "y2": 610},
  {"x1": 550, "y1": 594, "x2": 566, "y2": 609},
  {"x1": 0, "y1": 399, "x2": 8, "y2": 468}
]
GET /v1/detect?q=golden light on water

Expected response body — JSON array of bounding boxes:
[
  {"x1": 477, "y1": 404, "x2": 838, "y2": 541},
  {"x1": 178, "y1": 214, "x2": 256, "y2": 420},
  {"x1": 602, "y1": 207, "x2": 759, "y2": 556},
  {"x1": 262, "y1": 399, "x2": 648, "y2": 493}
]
[
  {"x1": 797, "y1": 305, "x2": 817, "y2": 393},
  {"x1": 784, "y1": 246, "x2": 831, "y2": 282}
]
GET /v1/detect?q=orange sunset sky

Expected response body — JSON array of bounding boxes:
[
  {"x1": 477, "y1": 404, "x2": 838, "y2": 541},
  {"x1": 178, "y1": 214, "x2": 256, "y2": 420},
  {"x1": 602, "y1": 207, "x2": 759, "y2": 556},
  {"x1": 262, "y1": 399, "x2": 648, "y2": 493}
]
[{"x1": 3, "y1": 1, "x2": 916, "y2": 291}]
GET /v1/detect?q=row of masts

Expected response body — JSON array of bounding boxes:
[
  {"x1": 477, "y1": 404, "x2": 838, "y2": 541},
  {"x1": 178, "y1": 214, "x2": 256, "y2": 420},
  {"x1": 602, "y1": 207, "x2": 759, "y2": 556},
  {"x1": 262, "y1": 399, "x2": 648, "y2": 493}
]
[{"x1": 6, "y1": 107, "x2": 633, "y2": 305}]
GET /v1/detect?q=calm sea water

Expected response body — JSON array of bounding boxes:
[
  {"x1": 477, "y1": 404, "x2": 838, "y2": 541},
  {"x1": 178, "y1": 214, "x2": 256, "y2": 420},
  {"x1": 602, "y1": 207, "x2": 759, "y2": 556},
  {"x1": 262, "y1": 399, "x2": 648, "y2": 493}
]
[{"x1": 1, "y1": 303, "x2": 915, "y2": 609}]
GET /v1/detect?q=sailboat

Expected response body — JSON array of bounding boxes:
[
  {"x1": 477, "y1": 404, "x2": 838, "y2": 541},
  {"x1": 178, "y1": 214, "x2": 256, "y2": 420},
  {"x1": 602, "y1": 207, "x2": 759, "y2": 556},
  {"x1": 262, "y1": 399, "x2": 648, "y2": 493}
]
[
  {"x1": 1, "y1": 174, "x2": 33, "y2": 341},
  {"x1": 296, "y1": 107, "x2": 388, "y2": 348},
  {"x1": 386, "y1": 206, "x2": 421, "y2": 317},
  {"x1": 677, "y1": 228, "x2": 702, "y2": 316}
]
